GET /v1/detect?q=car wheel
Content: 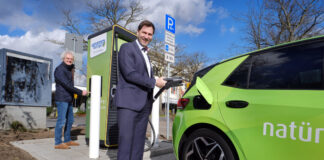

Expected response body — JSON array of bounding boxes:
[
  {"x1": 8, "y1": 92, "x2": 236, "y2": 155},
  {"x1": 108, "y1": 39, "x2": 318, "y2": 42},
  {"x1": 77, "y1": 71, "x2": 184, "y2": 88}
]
[{"x1": 181, "y1": 128, "x2": 236, "y2": 160}]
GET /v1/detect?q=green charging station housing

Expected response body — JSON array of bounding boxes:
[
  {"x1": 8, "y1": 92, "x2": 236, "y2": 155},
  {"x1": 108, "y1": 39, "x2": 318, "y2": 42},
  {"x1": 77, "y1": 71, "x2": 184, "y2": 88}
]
[{"x1": 86, "y1": 25, "x2": 136, "y2": 147}]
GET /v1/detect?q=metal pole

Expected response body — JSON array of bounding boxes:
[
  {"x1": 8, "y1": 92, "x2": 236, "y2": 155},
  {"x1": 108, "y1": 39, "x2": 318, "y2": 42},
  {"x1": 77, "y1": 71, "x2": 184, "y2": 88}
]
[
  {"x1": 166, "y1": 63, "x2": 170, "y2": 139},
  {"x1": 73, "y1": 37, "x2": 76, "y2": 53},
  {"x1": 72, "y1": 37, "x2": 77, "y2": 111}
]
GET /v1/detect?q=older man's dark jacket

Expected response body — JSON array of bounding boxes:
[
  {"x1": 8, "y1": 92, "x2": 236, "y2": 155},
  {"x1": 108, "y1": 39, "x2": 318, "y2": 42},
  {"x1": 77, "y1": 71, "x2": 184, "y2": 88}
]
[{"x1": 54, "y1": 62, "x2": 82, "y2": 102}]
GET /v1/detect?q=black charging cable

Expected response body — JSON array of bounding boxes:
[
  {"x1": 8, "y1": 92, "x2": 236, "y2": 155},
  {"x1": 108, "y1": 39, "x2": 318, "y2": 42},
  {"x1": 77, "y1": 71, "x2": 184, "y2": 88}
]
[{"x1": 145, "y1": 77, "x2": 183, "y2": 151}]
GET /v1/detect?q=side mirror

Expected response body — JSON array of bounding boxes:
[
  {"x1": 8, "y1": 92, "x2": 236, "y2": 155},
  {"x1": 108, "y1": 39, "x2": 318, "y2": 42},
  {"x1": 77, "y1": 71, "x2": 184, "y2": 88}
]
[{"x1": 195, "y1": 77, "x2": 213, "y2": 105}]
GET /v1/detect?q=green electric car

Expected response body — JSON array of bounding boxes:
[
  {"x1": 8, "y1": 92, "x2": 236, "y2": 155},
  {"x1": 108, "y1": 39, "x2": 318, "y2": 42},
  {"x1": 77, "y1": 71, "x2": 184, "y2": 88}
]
[{"x1": 172, "y1": 35, "x2": 324, "y2": 160}]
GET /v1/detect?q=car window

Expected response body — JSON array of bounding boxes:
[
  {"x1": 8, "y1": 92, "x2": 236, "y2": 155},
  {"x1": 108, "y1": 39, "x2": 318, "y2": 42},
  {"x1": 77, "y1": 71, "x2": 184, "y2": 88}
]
[
  {"x1": 249, "y1": 42, "x2": 323, "y2": 89},
  {"x1": 222, "y1": 57, "x2": 252, "y2": 88}
]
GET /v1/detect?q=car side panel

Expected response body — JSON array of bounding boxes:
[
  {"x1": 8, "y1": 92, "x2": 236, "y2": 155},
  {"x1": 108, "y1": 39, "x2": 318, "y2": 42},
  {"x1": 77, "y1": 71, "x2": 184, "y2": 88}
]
[{"x1": 218, "y1": 87, "x2": 324, "y2": 159}]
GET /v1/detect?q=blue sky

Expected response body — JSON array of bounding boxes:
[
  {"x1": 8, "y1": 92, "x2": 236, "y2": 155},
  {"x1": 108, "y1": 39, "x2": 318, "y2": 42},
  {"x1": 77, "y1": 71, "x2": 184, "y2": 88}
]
[
  {"x1": 0, "y1": 0, "x2": 253, "y2": 77},
  {"x1": 175, "y1": 0, "x2": 249, "y2": 62}
]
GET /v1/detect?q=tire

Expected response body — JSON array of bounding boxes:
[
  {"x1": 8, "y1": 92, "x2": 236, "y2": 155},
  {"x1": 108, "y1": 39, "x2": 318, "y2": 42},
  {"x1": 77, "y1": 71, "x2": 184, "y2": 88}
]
[{"x1": 180, "y1": 128, "x2": 236, "y2": 160}]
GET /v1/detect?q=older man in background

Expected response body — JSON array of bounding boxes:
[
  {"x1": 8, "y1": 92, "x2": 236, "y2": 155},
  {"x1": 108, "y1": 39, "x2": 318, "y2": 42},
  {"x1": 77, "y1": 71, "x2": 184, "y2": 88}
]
[{"x1": 54, "y1": 50, "x2": 88, "y2": 149}]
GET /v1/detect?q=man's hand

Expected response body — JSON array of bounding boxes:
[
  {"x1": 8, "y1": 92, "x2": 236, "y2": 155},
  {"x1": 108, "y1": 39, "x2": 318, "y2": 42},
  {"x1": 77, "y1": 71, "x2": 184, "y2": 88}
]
[
  {"x1": 155, "y1": 77, "x2": 167, "y2": 88},
  {"x1": 82, "y1": 90, "x2": 89, "y2": 96}
]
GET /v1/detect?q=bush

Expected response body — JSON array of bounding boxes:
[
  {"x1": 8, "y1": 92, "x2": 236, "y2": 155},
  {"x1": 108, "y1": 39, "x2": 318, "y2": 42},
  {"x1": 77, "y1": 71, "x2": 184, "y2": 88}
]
[
  {"x1": 46, "y1": 106, "x2": 53, "y2": 116},
  {"x1": 75, "y1": 108, "x2": 86, "y2": 115},
  {"x1": 10, "y1": 121, "x2": 27, "y2": 133}
]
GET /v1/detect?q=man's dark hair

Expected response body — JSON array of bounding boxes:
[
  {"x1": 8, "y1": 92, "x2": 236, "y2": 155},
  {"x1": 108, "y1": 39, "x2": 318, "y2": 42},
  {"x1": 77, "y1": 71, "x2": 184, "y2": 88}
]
[{"x1": 138, "y1": 20, "x2": 155, "y2": 34}]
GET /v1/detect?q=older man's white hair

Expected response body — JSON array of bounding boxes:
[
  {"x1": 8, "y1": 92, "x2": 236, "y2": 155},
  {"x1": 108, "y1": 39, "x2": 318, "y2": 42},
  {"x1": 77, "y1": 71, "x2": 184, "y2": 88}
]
[{"x1": 60, "y1": 50, "x2": 75, "y2": 60}]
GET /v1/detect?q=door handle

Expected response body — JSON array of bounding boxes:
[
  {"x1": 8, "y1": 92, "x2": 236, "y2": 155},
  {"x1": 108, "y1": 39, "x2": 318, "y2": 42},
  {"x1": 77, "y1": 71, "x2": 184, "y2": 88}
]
[{"x1": 226, "y1": 100, "x2": 249, "y2": 108}]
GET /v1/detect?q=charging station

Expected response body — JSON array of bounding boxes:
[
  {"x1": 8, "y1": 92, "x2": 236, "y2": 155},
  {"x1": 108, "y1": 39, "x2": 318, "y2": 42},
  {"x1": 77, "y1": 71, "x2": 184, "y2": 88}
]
[{"x1": 86, "y1": 25, "x2": 136, "y2": 147}]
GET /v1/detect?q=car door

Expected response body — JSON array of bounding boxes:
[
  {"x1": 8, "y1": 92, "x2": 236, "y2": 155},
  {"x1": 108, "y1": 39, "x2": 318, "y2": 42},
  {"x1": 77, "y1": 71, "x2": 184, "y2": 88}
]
[{"x1": 218, "y1": 41, "x2": 324, "y2": 160}]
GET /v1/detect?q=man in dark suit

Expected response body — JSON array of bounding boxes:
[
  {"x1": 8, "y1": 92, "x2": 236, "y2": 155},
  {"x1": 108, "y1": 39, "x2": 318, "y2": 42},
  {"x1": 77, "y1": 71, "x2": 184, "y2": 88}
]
[{"x1": 115, "y1": 20, "x2": 166, "y2": 160}]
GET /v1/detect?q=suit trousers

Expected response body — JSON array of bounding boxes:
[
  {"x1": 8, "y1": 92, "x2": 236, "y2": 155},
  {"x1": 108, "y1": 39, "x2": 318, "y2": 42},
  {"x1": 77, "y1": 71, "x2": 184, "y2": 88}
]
[{"x1": 117, "y1": 100, "x2": 152, "y2": 160}]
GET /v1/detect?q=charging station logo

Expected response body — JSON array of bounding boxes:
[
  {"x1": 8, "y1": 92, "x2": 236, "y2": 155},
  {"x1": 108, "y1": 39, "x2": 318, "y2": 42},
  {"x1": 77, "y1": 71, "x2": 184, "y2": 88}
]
[
  {"x1": 92, "y1": 40, "x2": 105, "y2": 49},
  {"x1": 90, "y1": 32, "x2": 107, "y2": 58}
]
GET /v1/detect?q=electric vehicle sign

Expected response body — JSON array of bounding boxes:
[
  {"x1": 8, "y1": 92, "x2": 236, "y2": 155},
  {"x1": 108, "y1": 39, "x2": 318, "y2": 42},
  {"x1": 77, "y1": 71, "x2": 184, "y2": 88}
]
[
  {"x1": 90, "y1": 32, "x2": 107, "y2": 58},
  {"x1": 165, "y1": 43, "x2": 175, "y2": 55}
]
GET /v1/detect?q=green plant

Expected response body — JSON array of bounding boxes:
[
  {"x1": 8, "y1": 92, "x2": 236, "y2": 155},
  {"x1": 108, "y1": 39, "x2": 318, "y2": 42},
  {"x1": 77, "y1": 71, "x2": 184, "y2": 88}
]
[
  {"x1": 46, "y1": 106, "x2": 53, "y2": 116},
  {"x1": 75, "y1": 108, "x2": 86, "y2": 115},
  {"x1": 10, "y1": 121, "x2": 27, "y2": 133}
]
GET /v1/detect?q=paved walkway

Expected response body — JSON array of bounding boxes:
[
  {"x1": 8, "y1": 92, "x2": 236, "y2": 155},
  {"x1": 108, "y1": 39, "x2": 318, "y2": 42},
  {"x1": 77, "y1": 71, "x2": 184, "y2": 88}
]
[
  {"x1": 11, "y1": 135, "x2": 175, "y2": 160},
  {"x1": 11, "y1": 115, "x2": 176, "y2": 160}
]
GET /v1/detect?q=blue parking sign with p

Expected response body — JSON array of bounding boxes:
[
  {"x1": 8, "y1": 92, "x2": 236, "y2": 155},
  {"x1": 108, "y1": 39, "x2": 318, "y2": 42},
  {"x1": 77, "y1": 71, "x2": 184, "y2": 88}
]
[{"x1": 166, "y1": 14, "x2": 175, "y2": 34}]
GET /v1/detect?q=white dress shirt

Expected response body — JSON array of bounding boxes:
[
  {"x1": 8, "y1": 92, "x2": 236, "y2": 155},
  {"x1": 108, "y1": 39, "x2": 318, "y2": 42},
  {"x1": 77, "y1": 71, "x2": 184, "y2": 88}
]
[{"x1": 136, "y1": 40, "x2": 151, "y2": 77}]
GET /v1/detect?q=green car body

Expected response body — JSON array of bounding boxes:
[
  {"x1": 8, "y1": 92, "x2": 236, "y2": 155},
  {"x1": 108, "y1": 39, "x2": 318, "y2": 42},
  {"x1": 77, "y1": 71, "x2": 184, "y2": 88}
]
[{"x1": 172, "y1": 35, "x2": 324, "y2": 160}]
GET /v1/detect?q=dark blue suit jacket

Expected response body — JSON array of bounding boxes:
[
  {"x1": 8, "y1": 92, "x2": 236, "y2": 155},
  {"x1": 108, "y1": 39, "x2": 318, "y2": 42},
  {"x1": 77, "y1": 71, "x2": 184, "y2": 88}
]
[
  {"x1": 54, "y1": 63, "x2": 82, "y2": 102},
  {"x1": 115, "y1": 41, "x2": 156, "y2": 111}
]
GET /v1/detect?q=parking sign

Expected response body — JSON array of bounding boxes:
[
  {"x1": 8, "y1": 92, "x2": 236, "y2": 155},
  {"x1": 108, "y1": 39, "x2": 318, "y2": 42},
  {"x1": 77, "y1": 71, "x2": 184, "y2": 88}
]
[
  {"x1": 165, "y1": 14, "x2": 175, "y2": 34},
  {"x1": 165, "y1": 14, "x2": 176, "y2": 63}
]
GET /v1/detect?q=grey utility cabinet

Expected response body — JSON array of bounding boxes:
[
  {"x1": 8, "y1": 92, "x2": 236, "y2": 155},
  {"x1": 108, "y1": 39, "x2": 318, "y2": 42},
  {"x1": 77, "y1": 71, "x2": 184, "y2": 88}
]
[{"x1": 0, "y1": 48, "x2": 52, "y2": 107}]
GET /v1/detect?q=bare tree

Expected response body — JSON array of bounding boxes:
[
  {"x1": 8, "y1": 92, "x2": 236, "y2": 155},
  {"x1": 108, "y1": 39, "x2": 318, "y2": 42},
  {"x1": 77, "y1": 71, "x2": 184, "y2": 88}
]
[
  {"x1": 242, "y1": 0, "x2": 267, "y2": 49},
  {"x1": 242, "y1": 0, "x2": 324, "y2": 50},
  {"x1": 60, "y1": 0, "x2": 143, "y2": 35},
  {"x1": 87, "y1": 0, "x2": 144, "y2": 32},
  {"x1": 61, "y1": 9, "x2": 83, "y2": 35},
  {"x1": 148, "y1": 39, "x2": 209, "y2": 82},
  {"x1": 56, "y1": 0, "x2": 144, "y2": 52},
  {"x1": 147, "y1": 38, "x2": 167, "y2": 77},
  {"x1": 172, "y1": 52, "x2": 209, "y2": 82},
  {"x1": 46, "y1": 9, "x2": 82, "y2": 46}
]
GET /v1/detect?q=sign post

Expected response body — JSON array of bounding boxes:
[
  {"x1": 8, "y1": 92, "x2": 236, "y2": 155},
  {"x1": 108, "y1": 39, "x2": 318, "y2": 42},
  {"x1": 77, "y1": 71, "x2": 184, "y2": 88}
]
[
  {"x1": 165, "y1": 14, "x2": 176, "y2": 139},
  {"x1": 64, "y1": 33, "x2": 84, "y2": 70}
]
